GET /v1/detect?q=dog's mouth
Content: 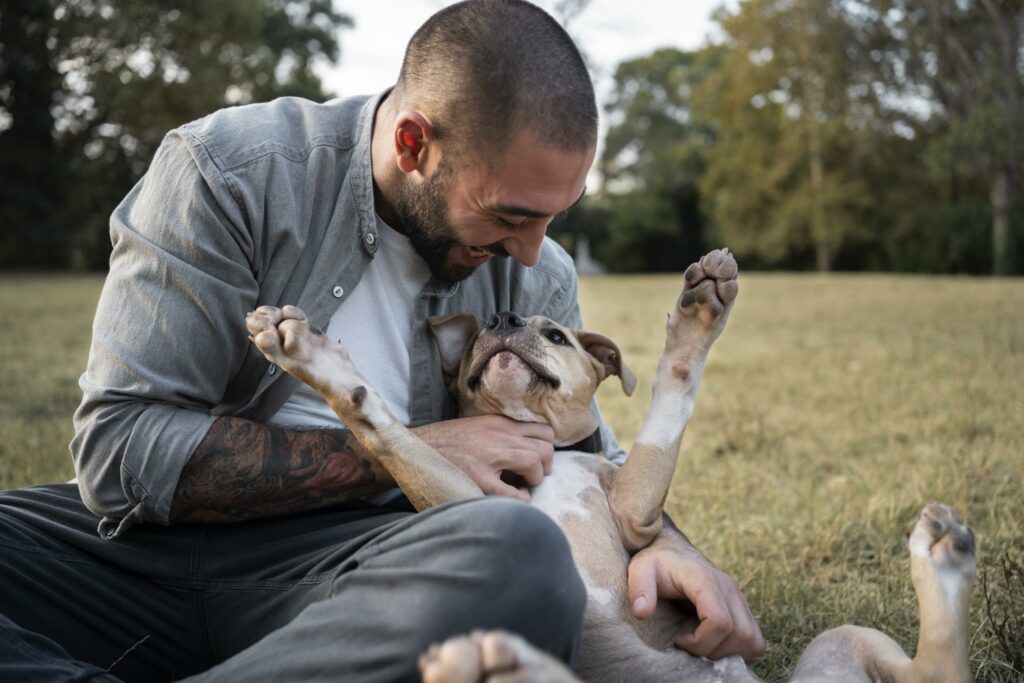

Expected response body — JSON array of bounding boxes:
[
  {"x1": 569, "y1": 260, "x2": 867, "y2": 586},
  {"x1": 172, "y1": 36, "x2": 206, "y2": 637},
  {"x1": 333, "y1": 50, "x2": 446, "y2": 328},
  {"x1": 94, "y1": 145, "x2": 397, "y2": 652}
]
[{"x1": 466, "y1": 345, "x2": 561, "y2": 391}]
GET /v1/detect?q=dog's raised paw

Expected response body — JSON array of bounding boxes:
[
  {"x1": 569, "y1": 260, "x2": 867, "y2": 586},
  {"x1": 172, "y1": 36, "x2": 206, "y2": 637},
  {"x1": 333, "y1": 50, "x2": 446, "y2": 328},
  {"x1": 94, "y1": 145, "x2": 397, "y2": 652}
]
[
  {"x1": 662, "y1": 249, "x2": 739, "y2": 363},
  {"x1": 679, "y1": 248, "x2": 739, "y2": 324}
]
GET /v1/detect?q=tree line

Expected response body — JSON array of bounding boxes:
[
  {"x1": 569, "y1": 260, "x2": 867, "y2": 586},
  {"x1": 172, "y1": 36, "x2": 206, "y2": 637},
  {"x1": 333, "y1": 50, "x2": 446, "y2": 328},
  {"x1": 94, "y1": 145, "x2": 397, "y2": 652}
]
[
  {"x1": 1, "y1": 0, "x2": 1021, "y2": 274},
  {"x1": 0, "y1": 0, "x2": 350, "y2": 270},
  {"x1": 554, "y1": 0, "x2": 1022, "y2": 274}
]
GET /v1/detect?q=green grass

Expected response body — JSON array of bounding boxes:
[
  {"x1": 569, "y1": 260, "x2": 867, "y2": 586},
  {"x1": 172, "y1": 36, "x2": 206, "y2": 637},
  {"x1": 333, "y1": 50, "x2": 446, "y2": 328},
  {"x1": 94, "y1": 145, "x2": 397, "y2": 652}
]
[{"x1": 1, "y1": 271, "x2": 1022, "y2": 680}]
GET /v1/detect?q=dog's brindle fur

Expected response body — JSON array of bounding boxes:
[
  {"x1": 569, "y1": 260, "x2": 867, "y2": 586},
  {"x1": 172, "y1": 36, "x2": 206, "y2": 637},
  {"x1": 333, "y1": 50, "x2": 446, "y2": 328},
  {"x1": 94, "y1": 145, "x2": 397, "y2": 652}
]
[{"x1": 245, "y1": 249, "x2": 975, "y2": 682}]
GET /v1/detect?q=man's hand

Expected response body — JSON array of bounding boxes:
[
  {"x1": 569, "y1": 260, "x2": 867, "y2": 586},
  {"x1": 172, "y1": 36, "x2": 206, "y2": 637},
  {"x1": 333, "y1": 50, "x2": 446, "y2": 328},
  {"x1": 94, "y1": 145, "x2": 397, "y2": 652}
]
[
  {"x1": 411, "y1": 415, "x2": 554, "y2": 500},
  {"x1": 628, "y1": 535, "x2": 765, "y2": 663}
]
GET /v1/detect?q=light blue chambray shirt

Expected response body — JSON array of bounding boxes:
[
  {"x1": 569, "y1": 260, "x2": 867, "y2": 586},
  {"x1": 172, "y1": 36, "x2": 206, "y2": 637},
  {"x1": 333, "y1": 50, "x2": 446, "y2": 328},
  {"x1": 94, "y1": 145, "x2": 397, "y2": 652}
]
[{"x1": 71, "y1": 92, "x2": 624, "y2": 538}]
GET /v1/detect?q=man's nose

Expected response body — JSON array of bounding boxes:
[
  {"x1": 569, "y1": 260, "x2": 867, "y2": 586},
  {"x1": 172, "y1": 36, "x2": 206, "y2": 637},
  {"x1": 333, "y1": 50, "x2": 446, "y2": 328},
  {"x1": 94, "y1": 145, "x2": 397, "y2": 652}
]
[
  {"x1": 487, "y1": 311, "x2": 527, "y2": 332},
  {"x1": 503, "y1": 221, "x2": 548, "y2": 267}
]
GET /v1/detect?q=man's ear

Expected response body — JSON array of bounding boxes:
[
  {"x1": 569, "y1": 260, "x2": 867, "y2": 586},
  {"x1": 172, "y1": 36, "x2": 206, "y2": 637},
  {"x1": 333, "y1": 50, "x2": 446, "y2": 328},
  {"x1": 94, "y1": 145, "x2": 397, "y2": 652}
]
[
  {"x1": 427, "y1": 312, "x2": 480, "y2": 382},
  {"x1": 576, "y1": 331, "x2": 637, "y2": 396},
  {"x1": 394, "y1": 110, "x2": 435, "y2": 175}
]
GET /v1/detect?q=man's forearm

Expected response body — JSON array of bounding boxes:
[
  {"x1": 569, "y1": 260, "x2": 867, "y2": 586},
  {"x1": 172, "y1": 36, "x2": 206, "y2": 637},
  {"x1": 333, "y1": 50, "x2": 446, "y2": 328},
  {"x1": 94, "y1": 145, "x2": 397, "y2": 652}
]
[{"x1": 169, "y1": 416, "x2": 395, "y2": 523}]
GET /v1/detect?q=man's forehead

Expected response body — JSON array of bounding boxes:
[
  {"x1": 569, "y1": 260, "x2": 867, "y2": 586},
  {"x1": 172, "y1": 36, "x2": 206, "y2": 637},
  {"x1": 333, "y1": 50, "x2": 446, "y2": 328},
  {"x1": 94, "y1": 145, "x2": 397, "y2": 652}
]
[
  {"x1": 464, "y1": 132, "x2": 594, "y2": 216},
  {"x1": 486, "y1": 187, "x2": 587, "y2": 219}
]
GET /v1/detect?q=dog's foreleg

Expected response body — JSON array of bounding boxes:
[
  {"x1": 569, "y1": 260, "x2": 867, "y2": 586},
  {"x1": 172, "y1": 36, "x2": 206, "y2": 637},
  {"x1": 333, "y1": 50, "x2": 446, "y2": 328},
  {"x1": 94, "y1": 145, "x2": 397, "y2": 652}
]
[
  {"x1": 608, "y1": 250, "x2": 738, "y2": 552},
  {"x1": 246, "y1": 305, "x2": 484, "y2": 511}
]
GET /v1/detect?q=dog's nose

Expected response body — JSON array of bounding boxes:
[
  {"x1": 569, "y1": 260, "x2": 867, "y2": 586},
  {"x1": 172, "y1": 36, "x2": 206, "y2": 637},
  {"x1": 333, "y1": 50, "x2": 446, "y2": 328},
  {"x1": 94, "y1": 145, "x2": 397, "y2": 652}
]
[{"x1": 487, "y1": 311, "x2": 527, "y2": 331}]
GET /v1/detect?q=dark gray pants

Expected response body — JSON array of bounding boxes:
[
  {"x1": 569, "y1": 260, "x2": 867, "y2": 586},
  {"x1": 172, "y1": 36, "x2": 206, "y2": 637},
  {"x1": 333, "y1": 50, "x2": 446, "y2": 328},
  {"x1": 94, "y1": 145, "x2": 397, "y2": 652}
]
[{"x1": 0, "y1": 484, "x2": 586, "y2": 682}]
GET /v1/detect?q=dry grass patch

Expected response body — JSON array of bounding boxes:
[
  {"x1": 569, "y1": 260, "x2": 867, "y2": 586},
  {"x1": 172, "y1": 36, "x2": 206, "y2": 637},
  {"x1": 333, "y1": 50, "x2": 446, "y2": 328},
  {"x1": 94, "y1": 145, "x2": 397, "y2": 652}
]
[
  {"x1": 581, "y1": 272, "x2": 1024, "y2": 681},
  {"x1": 1, "y1": 271, "x2": 1021, "y2": 680}
]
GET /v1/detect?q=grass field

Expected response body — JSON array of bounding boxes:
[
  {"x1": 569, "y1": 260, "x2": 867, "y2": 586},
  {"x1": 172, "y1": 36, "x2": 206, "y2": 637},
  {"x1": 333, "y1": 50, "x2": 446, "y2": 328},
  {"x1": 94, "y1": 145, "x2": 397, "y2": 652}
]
[{"x1": 1, "y1": 271, "x2": 1022, "y2": 680}]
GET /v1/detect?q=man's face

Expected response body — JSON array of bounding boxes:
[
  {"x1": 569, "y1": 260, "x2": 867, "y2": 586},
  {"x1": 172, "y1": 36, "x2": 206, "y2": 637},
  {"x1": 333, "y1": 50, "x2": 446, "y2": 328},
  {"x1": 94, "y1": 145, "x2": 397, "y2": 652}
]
[{"x1": 396, "y1": 129, "x2": 595, "y2": 285}]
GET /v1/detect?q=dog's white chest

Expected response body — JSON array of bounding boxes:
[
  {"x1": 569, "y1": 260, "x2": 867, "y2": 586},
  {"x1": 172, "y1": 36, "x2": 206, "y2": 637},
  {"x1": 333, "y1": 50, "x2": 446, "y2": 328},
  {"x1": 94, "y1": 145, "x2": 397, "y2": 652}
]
[
  {"x1": 530, "y1": 451, "x2": 628, "y2": 612},
  {"x1": 529, "y1": 451, "x2": 605, "y2": 521}
]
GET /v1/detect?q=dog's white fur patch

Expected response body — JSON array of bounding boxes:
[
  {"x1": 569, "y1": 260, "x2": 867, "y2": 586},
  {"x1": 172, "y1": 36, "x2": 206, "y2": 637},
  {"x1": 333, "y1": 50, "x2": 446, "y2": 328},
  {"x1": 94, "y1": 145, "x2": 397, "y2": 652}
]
[
  {"x1": 530, "y1": 453, "x2": 597, "y2": 523},
  {"x1": 530, "y1": 453, "x2": 617, "y2": 611}
]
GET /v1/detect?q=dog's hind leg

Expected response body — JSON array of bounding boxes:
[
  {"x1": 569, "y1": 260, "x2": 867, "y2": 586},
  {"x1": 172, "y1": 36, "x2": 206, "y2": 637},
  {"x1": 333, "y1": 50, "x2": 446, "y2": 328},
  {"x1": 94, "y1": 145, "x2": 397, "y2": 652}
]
[
  {"x1": 419, "y1": 622, "x2": 761, "y2": 683},
  {"x1": 246, "y1": 305, "x2": 484, "y2": 511},
  {"x1": 791, "y1": 504, "x2": 975, "y2": 683},
  {"x1": 420, "y1": 630, "x2": 580, "y2": 683},
  {"x1": 607, "y1": 248, "x2": 739, "y2": 551}
]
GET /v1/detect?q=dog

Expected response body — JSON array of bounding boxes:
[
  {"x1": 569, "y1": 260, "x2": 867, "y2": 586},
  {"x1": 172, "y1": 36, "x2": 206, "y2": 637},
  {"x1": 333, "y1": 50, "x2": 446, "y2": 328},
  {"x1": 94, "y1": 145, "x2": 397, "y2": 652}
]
[{"x1": 245, "y1": 249, "x2": 976, "y2": 682}]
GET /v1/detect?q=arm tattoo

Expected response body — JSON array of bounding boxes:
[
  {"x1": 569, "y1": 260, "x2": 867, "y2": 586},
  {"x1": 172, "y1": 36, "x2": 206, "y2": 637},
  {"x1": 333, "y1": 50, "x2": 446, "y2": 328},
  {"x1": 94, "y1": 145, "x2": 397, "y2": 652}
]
[{"x1": 170, "y1": 416, "x2": 393, "y2": 523}]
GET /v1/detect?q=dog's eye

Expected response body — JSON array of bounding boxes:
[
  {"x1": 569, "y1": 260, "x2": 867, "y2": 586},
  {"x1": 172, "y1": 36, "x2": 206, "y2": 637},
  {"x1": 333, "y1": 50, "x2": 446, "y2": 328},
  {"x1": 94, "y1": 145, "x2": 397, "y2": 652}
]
[{"x1": 544, "y1": 329, "x2": 568, "y2": 345}]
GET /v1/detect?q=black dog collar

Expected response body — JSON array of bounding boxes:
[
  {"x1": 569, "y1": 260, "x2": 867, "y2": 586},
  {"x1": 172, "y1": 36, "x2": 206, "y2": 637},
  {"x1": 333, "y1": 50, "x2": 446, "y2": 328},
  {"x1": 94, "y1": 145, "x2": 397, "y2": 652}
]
[{"x1": 554, "y1": 429, "x2": 603, "y2": 454}]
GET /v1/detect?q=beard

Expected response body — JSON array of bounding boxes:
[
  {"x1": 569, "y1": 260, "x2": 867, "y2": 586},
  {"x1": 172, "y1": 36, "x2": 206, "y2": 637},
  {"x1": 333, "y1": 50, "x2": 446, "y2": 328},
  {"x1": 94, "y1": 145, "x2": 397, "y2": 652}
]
[{"x1": 394, "y1": 161, "x2": 506, "y2": 286}]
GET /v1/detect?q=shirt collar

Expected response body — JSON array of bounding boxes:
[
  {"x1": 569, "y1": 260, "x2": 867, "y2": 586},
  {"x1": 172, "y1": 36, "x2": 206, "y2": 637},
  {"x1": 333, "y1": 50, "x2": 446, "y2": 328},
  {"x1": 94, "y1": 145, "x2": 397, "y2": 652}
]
[{"x1": 349, "y1": 89, "x2": 390, "y2": 258}]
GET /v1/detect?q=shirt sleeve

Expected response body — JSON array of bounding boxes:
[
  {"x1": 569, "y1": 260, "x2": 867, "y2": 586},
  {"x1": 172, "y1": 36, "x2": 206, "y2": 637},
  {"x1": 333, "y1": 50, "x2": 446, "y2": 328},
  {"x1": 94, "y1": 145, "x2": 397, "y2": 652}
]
[
  {"x1": 539, "y1": 244, "x2": 628, "y2": 467},
  {"x1": 70, "y1": 129, "x2": 258, "y2": 538}
]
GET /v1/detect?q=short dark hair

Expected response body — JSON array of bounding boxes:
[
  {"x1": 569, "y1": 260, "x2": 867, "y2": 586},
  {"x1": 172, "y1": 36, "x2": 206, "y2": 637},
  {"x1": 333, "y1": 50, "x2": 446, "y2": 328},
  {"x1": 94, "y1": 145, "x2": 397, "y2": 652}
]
[{"x1": 395, "y1": 0, "x2": 597, "y2": 161}]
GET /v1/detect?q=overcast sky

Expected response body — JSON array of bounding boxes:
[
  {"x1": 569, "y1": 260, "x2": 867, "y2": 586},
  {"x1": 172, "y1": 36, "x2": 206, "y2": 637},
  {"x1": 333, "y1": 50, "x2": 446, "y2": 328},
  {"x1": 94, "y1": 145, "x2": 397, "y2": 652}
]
[{"x1": 320, "y1": 1, "x2": 729, "y2": 105}]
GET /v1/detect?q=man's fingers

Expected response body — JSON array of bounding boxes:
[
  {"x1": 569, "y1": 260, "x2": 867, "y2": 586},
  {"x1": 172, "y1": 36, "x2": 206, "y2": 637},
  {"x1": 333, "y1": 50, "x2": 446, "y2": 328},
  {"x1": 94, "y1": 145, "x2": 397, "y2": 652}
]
[
  {"x1": 626, "y1": 554, "x2": 658, "y2": 620},
  {"x1": 499, "y1": 450, "x2": 546, "y2": 487},
  {"x1": 675, "y1": 584, "x2": 733, "y2": 657},
  {"x1": 709, "y1": 585, "x2": 765, "y2": 662},
  {"x1": 480, "y1": 477, "x2": 531, "y2": 502},
  {"x1": 537, "y1": 441, "x2": 553, "y2": 475}
]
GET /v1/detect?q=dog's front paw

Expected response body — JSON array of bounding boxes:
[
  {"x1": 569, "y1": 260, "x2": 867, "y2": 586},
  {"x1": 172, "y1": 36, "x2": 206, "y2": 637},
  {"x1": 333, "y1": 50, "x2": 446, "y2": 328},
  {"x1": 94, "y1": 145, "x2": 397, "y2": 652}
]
[
  {"x1": 245, "y1": 304, "x2": 325, "y2": 368},
  {"x1": 661, "y1": 249, "x2": 738, "y2": 365},
  {"x1": 680, "y1": 248, "x2": 738, "y2": 330}
]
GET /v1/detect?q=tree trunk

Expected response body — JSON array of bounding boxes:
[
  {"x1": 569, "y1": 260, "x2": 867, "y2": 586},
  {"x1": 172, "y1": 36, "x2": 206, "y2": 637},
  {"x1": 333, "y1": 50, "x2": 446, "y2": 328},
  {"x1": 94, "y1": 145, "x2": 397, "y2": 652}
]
[
  {"x1": 808, "y1": 117, "x2": 830, "y2": 272},
  {"x1": 990, "y1": 167, "x2": 1014, "y2": 275}
]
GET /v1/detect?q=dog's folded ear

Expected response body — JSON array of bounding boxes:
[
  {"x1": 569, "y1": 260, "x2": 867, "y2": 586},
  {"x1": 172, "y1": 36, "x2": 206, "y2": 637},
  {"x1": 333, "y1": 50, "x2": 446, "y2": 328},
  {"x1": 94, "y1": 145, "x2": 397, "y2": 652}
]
[
  {"x1": 576, "y1": 331, "x2": 637, "y2": 396},
  {"x1": 427, "y1": 312, "x2": 480, "y2": 383}
]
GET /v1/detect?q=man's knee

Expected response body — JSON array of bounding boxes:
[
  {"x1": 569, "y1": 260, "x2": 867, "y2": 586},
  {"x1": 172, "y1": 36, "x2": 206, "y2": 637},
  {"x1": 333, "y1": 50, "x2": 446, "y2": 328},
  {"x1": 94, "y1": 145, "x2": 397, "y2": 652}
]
[
  {"x1": 408, "y1": 497, "x2": 586, "y2": 658},
  {"x1": 461, "y1": 497, "x2": 582, "y2": 586}
]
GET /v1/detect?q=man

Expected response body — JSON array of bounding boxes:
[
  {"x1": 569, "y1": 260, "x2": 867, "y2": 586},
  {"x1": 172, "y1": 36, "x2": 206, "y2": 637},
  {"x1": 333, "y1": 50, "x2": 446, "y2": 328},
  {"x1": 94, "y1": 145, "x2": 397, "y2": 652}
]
[{"x1": 0, "y1": 1, "x2": 763, "y2": 681}]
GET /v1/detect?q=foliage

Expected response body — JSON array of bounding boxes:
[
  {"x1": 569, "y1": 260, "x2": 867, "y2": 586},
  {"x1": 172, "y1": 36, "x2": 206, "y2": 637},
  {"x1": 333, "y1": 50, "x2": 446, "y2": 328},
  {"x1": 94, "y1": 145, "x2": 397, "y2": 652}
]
[
  {"x1": 699, "y1": 1, "x2": 872, "y2": 270},
  {"x1": 0, "y1": 0, "x2": 350, "y2": 269},
  {"x1": 0, "y1": 0, "x2": 67, "y2": 267},
  {"x1": 583, "y1": 0, "x2": 1022, "y2": 274},
  {"x1": 2, "y1": 0, "x2": 1022, "y2": 274},
  {"x1": 597, "y1": 48, "x2": 718, "y2": 271}
]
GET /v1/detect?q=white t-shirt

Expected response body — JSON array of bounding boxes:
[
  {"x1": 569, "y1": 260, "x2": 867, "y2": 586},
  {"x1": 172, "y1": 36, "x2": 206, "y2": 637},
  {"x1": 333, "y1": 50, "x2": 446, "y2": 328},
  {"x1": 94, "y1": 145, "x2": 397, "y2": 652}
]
[{"x1": 270, "y1": 216, "x2": 432, "y2": 429}]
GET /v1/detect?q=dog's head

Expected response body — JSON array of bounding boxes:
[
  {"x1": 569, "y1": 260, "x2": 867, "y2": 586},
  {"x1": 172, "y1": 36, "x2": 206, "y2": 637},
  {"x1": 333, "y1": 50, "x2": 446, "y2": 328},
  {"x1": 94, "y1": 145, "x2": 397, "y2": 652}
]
[{"x1": 428, "y1": 311, "x2": 637, "y2": 447}]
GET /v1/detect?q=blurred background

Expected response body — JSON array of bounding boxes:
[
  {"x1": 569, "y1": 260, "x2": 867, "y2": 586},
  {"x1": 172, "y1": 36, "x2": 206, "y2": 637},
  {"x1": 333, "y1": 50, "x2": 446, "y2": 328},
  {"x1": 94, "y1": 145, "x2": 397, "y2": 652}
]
[{"x1": 0, "y1": 0, "x2": 1021, "y2": 274}]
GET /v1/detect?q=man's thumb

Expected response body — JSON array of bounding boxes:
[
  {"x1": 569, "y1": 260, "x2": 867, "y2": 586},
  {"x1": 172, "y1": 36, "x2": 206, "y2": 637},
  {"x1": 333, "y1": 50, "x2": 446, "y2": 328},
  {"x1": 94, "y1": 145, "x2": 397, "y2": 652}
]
[{"x1": 627, "y1": 556, "x2": 657, "y2": 620}]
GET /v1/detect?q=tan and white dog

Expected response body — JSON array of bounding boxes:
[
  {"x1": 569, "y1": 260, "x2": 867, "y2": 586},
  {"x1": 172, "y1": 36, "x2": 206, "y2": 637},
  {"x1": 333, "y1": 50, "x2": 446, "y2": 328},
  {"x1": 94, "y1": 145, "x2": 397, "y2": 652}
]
[{"x1": 245, "y1": 249, "x2": 976, "y2": 683}]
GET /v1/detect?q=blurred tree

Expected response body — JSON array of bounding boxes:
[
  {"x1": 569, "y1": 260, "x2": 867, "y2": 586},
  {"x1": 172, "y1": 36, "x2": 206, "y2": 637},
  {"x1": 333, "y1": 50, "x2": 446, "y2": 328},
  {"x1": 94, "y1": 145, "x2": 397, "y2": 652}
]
[
  {"x1": 0, "y1": 0, "x2": 67, "y2": 267},
  {"x1": 697, "y1": 0, "x2": 889, "y2": 271},
  {"x1": 598, "y1": 48, "x2": 719, "y2": 271},
  {"x1": 892, "y1": 0, "x2": 1022, "y2": 275},
  {"x1": 0, "y1": 0, "x2": 351, "y2": 269}
]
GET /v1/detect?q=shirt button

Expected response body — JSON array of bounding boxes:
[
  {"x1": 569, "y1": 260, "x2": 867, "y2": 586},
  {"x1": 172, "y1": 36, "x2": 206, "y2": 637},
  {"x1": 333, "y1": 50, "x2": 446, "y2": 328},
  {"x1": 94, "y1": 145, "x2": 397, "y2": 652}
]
[
  {"x1": 332, "y1": 285, "x2": 344, "y2": 298},
  {"x1": 268, "y1": 364, "x2": 277, "y2": 375},
  {"x1": 365, "y1": 233, "x2": 376, "y2": 246}
]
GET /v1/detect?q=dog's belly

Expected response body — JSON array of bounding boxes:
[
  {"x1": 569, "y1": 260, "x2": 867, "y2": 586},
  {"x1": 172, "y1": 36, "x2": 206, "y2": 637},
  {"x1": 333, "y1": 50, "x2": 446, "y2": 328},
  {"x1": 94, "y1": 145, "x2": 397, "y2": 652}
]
[{"x1": 530, "y1": 452, "x2": 630, "y2": 616}]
